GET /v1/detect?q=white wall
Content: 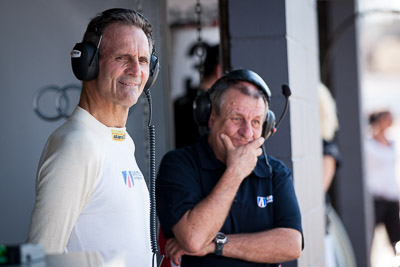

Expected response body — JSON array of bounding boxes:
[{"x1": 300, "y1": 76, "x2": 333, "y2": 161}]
[{"x1": 286, "y1": 0, "x2": 326, "y2": 265}]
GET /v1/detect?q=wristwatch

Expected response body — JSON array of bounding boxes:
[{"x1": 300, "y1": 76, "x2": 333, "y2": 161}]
[{"x1": 214, "y1": 232, "x2": 228, "y2": 256}]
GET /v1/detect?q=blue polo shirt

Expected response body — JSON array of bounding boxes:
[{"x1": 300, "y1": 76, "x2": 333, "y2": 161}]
[{"x1": 156, "y1": 135, "x2": 303, "y2": 267}]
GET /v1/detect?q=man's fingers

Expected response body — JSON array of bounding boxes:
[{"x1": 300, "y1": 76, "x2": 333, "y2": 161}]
[
  {"x1": 165, "y1": 238, "x2": 184, "y2": 266},
  {"x1": 171, "y1": 255, "x2": 181, "y2": 266},
  {"x1": 256, "y1": 147, "x2": 263, "y2": 157},
  {"x1": 220, "y1": 133, "x2": 234, "y2": 151},
  {"x1": 165, "y1": 238, "x2": 174, "y2": 255},
  {"x1": 251, "y1": 137, "x2": 265, "y2": 148}
]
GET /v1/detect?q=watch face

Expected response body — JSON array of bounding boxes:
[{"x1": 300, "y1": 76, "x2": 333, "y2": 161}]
[
  {"x1": 216, "y1": 233, "x2": 225, "y2": 239},
  {"x1": 216, "y1": 233, "x2": 227, "y2": 243}
]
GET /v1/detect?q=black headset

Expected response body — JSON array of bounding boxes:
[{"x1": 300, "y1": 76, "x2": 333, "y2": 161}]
[
  {"x1": 70, "y1": 8, "x2": 160, "y2": 92},
  {"x1": 193, "y1": 69, "x2": 277, "y2": 139}
]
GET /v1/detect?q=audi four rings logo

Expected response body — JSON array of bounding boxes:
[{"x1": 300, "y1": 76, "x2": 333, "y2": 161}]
[{"x1": 33, "y1": 84, "x2": 81, "y2": 121}]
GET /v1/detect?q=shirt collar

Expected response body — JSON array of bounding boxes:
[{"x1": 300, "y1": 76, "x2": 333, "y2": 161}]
[
  {"x1": 195, "y1": 135, "x2": 224, "y2": 170},
  {"x1": 254, "y1": 155, "x2": 272, "y2": 178}
]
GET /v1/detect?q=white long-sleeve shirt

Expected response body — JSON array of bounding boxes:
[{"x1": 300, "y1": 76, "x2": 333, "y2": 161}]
[
  {"x1": 364, "y1": 138, "x2": 399, "y2": 201},
  {"x1": 27, "y1": 106, "x2": 151, "y2": 266}
]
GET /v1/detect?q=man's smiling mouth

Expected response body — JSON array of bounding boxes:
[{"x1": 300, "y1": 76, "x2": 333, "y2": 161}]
[{"x1": 119, "y1": 81, "x2": 135, "y2": 86}]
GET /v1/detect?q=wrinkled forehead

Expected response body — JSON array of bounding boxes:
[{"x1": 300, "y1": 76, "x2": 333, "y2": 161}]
[
  {"x1": 100, "y1": 23, "x2": 150, "y2": 54},
  {"x1": 222, "y1": 84, "x2": 268, "y2": 115},
  {"x1": 227, "y1": 81, "x2": 268, "y2": 108}
]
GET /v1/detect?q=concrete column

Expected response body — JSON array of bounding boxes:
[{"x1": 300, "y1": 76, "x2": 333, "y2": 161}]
[
  {"x1": 220, "y1": 0, "x2": 325, "y2": 266},
  {"x1": 323, "y1": 1, "x2": 373, "y2": 266}
]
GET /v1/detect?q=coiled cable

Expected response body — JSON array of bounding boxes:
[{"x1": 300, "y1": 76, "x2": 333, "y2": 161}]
[{"x1": 144, "y1": 89, "x2": 164, "y2": 267}]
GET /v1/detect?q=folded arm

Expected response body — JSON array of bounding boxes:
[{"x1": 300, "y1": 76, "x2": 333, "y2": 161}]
[
  {"x1": 172, "y1": 135, "x2": 264, "y2": 253},
  {"x1": 166, "y1": 228, "x2": 302, "y2": 265}
]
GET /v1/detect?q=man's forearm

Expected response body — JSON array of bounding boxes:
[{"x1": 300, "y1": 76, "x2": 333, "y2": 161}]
[
  {"x1": 222, "y1": 228, "x2": 302, "y2": 263},
  {"x1": 172, "y1": 168, "x2": 242, "y2": 253}
]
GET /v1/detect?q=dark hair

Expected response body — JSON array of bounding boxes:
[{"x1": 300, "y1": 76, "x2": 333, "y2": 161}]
[
  {"x1": 82, "y1": 8, "x2": 154, "y2": 51},
  {"x1": 209, "y1": 77, "x2": 268, "y2": 116},
  {"x1": 203, "y1": 44, "x2": 219, "y2": 77},
  {"x1": 189, "y1": 43, "x2": 219, "y2": 77},
  {"x1": 369, "y1": 110, "x2": 391, "y2": 125}
]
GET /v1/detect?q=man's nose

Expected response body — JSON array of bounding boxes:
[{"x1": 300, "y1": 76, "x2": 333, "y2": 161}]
[
  {"x1": 126, "y1": 59, "x2": 141, "y2": 77},
  {"x1": 239, "y1": 121, "x2": 253, "y2": 139}
]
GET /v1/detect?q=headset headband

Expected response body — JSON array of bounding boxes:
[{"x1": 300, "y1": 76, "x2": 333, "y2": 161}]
[{"x1": 211, "y1": 69, "x2": 271, "y2": 103}]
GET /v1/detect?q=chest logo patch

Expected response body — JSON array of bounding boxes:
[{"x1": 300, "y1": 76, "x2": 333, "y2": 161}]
[
  {"x1": 122, "y1": 170, "x2": 143, "y2": 188},
  {"x1": 112, "y1": 130, "x2": 126, "y2": 141},
  {"x1": 257, "y1": 195, "x2": 273, "y2": 208}
]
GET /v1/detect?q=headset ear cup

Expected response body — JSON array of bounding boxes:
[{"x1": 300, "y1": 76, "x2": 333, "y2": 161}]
[
  {"x1": 193, "y1": 91, "x2": 211, "y2": 127},
  {"x1": 144, "y1": 53, "x2": 160, "y2": 92},
  {"x1": 263, "y1": 110, "x2": 276, "y2": 139},
  {"x1": 71, "y1": 42, "x2": 99, "y2": 81}
]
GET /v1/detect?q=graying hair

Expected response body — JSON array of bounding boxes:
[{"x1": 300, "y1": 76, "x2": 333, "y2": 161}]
[
  {"x1": 209, "y1": 80, "x2": 268, "y2": 116},
  {"x1": 82, "y1": 8, "x2": 154, "y2": 52}
]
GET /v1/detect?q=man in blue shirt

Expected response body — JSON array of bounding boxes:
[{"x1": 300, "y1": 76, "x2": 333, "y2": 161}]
[{"x1": 156, "y1": 69, "x2": 303, "y2": 267}]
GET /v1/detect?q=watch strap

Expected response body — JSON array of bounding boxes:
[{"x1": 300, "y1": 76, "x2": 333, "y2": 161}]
[{"x1": 214, "y1": 232, "x2": 227, "y2": 256}]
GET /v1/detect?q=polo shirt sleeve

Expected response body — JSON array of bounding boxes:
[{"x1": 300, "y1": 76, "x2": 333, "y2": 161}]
[
  {"x1": 270, "y1": 157, "x2": 303, "y2": 238},
  {"x1": 156, "y1": 149, "x2": 203, "y2": 239}
]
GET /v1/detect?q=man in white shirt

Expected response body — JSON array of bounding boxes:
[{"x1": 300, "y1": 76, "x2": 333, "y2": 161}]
[
  {"x1": 27, "y1": 8, "x2": 159, "y2": 266},
  {"x1": 365, "y1": 110, "x2": 400, "y2": 251}
]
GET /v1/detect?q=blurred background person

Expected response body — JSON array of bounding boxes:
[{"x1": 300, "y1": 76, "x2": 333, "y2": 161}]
[
  {"x1": 365, "y1": 110, "x2": 400, "y2": 253},
  {"x1": 319, "y1": 83, "x2": 356, "y2": 267},
  {"x1": 173, "y1": 43, "x2": 220, "y2": 148},
  {"x1": 319, "y1": 82, "x2": 340, "y2": 194},
  {"x1": 319, "y1": 82, "x2": 340, "y2": 267}
]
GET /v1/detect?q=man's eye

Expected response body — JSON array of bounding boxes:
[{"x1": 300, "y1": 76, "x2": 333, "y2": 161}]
[
  {"x1": 140, "y1": 58, "x2": 149, "y2": 64},
  {"x1": 252, "y1": 120, "x2": 261, "y2": 127}
]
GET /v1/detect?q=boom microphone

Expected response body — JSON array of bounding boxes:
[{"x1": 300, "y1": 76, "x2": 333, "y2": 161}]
[
  {"x1": 274, "y1": 84, "x2": 291, "y2": 131},
  {"x1": 261, "y1": 84, "x2": 292, "y2": 173},
  {"x1": 262, "y1": 84, "x2": 291, "y2": 170},
  {"x1": 282, "y1": 84, "x2": 291, "y2": 97}
]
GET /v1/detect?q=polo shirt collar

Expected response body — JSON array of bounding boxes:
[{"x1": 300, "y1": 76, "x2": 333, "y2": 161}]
[
  {"x1": 195, "y1": 135, "x2": 224, "y2": 170},
  {"x1": 254, "y1": 155, "x2": 272, "y2": 178}
]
